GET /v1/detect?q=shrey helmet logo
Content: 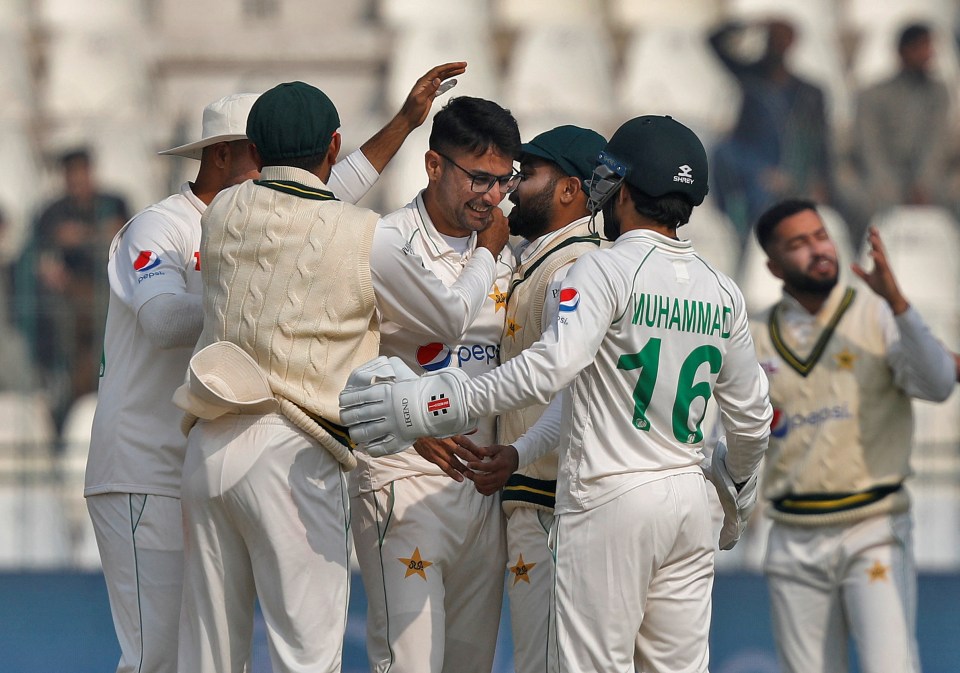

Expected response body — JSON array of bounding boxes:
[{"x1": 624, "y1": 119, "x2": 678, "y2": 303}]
[
  {"x1": 134, "y1": 251, "x2": 162, "y2": 272},
  {"x1": 416, "y1": 342, "x2": 452, "y2": 371},
  {"x1": 674, "y1": 165, "x2": 694, "y2": 184},
  {"x1": 558, "y1": 288, "x2": 580, "y2": 312}
]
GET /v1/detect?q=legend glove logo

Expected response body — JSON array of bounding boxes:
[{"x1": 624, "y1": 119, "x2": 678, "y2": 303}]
[{"x1": 340, "y1": 356, "x2": 478, "y2": 457}]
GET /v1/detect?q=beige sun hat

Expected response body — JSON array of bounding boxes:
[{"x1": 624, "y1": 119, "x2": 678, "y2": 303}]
[
  {"x1": 172, "y1": 340, "x2": 279, "y2": 421},
  {"x1": 159, "y1": 92, "x2": 260, "y2": 160}
]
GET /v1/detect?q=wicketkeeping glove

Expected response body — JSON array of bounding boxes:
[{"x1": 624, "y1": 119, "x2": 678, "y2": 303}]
[
  {"x1": 701, "y1": 438, "x2": 759, "y2": 550},
  {"x1": 339, "y1": 356, "x2": 477, "y2": 457}
]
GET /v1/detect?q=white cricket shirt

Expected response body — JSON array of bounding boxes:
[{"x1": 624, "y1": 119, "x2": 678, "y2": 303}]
[
  {"x1": 351, "y1": 191, "x2": 515, "y2": 493},
  {"x1": 463, "y1": 229, "x2": 772, "y2": 513}
]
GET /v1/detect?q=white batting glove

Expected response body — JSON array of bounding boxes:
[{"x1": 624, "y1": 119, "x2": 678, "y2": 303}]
[
  {"x1": 702, "y1": 438, "x2": 758, "y2": 551},
  {"x1": 339, "y1": 357, "x2": 477, "y2": 457}
]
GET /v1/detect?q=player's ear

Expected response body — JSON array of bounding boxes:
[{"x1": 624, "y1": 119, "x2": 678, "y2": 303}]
[
  {"x1": 249, "y1": 142, "x2": 264, "y2": 171},
  {"x1": 766, "y1": 258, "x2": 785, "y2": 281},
  {"x1": 557, "y1": 176, "x2": 581, "y2": 206},
  {"x1": 327, "y1": 131, "x2": 342, "y2": 166},
  {"x1": 425, "y1": 150, "x2": 443, "y2": 183}
]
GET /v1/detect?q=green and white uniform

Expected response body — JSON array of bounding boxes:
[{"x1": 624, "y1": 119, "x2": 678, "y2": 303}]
[
  {"x1": 497, "y1": 216, "x2": 600, "y2": 673},
  {"x1": 462, "y1": 229, "x2": 771, "y2": 673},
  {"x1": 351, "y1": 192, "x2": 515, "y2": 673}
]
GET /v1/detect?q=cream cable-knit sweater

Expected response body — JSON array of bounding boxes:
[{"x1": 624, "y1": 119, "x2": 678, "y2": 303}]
[{"x1": 194, "y1": 165, "x2": 380, "y2": 424}]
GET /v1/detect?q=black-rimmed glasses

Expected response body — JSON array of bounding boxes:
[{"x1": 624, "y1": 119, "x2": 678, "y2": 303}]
[{"x1": 436, "y1": 152, "x2": 521, "y2": 194}]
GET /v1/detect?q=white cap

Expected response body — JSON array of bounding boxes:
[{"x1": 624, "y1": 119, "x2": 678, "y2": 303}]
[
  {"x1": 172, "y1": 341, "x2": 278, "y2": 420},
  {"x1": 159, "y1": 93, "x2": 260, "y2": 160}
]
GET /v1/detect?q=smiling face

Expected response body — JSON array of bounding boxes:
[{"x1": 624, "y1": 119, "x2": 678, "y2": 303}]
[
  {"x1": 766, "y1": 208, "x2": 839, "y2": 296},
  {"x1": 426, "y1": 147, "x2": 515, "y2": 236}
]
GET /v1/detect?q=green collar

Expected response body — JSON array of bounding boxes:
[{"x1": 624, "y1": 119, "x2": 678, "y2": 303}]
[
  {"x1": 254, "y1": 179, "x2": 338, "y2": 201},
  {"x1": 769, "y1": 287, "x2": 856, "y2": 377}
]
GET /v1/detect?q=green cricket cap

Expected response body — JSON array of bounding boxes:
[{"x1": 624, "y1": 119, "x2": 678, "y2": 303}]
[
  {"x1": 521, "y1": 125, "x2": 608, "y2": 189},
  {"x1": 246, "y1": 81, "x2": 340, "y2": 163}
]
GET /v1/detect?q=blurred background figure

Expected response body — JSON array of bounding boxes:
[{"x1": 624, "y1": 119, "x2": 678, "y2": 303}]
[
  {"x1": 14, "y1": 148, "x2": 129, "y2": 430},
  {"x1": 842, "y1": 23, "x2": 954, "y2": 241},
  {"x1": 708, "y1": 18, "x2": 831, "y2": 246}
]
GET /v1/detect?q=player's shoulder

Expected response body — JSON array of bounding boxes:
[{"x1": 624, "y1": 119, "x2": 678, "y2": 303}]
[{"x1": 115, "y1": 193, "x2": 199, "y2": 248}]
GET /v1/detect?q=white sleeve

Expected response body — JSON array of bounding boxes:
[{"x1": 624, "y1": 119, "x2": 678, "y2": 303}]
[
  {"x1": 138, "y1": 293, "x2": 203, "y2": 349},
  {"x1": 108, "y1": 209, "x2": 193, "y2": 314},
  {"x1": 511, "y1": 393, "x2": 563, "y2": 468},
  {"x1": 711, "y1": 292, "x2": 772, "y2": 484},
  {"x1": 327, "y1": 148, "x2": 379, "y2": 204},
  {"x1": 465, "y1": 252, "x2": 621, "y2": 416},
  {"x1": 884, "y1": 305, "x2": 955, "y2": 402},
  {"x1": 371, "y1": 223, "x2": 498, "y2": 343}
]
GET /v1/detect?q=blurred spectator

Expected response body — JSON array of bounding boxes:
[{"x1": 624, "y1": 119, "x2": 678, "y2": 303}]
[
  {"x1": 844, "y1": 23, "x2": 953, "y2": 238},
  {"x1": 0, "y1": 206, "x2": 37, "y2": 393},
  {"x1": 708, "y1": 19, "x2": 831, "y2": 245},
  {"x1": 15, "y1": 148, "x2": 129, "y2": 429}
]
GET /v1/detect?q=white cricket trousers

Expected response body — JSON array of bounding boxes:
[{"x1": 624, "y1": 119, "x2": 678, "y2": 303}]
[
  {"x1": 87, "y1": 492, "x2": 183, "y2": 673},
  {"x1": 550, "y1": 472, "x2": 714, "y2": 673},
  {"x1": 764, "y1": 511, "x2": 920, "y2": 673},
  {"x1": 179, "y1": 413, "x2": 351, "y2": 673},
  {"x1": 351, "y1": 473, "x2": 506, "y2": 673},
  {"x1": 505, "y1": 507, "x2": 556, "y2": 673}
]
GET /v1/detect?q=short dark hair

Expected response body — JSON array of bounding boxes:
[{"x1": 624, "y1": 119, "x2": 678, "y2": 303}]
[
  {"x1": 429, "y1": 96, "x2": 521, "y2": 160},
  {"x1": 898, "y1": 23, "x2": 931, "y2": 52},
  {"x1": 275, "y1": 149, "x2": 328, "y2": 172},
  {"x1": 60, "y1": 147, "x2": 91, "y2": 168},
  {"x1": 755, "y1": 198, "x2": 817, "y2": 251},
  {"x1": 625, "y1": 183, "x2": 694, "y2": 228}
]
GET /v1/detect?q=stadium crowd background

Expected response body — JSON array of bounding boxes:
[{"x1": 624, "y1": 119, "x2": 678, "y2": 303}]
[{"x1": 1, "y1": 0, "x2": 959, "y2": 582}]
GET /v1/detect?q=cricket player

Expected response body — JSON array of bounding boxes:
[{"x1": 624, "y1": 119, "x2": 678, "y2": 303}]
[
  {"x1": 85, "y1": 63, "x2": 464, "y2": 673},
  {"x1": 341, "y1": 115, "x2": 772, "y2": 673},
  {"x1": 173, "y1": 80, "x2": 390, "y2": 673},
  {"x1": 750, "y1": 199, "x2": 957, "y2": 673},
  {"x1": 455, "y1": 124, "x2": 607, "y2": 673},
  {"x1": 350, "y1": 96, "x2": 519, "y2": 673}
]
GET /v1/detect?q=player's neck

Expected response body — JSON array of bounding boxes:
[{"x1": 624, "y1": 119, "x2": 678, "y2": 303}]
[{"x1": 784, "y1": 286, "x2": 830, "y2": 314}]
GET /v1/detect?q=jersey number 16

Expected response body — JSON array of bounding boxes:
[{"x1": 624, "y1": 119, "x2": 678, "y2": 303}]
[{"x1": 617, "y1": 337, "x2": 722, "y2": 444}]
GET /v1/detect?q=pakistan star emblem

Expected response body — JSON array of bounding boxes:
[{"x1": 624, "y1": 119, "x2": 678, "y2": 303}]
[
  {"x1": 867, "y1": 560, "x2": 889, "y2": 582},
  {"x1": 489, "y1": 284, "x2": 508, "y2": 312},
  {"x1": 509, "y1": 554, "x2": 537, "y2": 586},
  {"x1": 834, "y1": 349, "x2": 857, "y2": 371},
  {"x1": 506, "y1": 318, "x2": 522, "y2": 340},
  {"x1": 398, "y1": 547, "x2": 433, "y2": 580}
]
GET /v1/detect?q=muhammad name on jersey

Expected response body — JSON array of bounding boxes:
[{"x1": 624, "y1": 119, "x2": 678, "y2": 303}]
[
  {"x1": 629, "y1": 292, "x2": 733, "y2": 339},
  {"x1": 416, "y1": 342, "x2": 500, "y2": 371}
]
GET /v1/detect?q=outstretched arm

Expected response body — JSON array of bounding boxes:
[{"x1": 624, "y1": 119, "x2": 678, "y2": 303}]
[{"x1": 360, "y1": 61, "x2": 466, "y2": 173}]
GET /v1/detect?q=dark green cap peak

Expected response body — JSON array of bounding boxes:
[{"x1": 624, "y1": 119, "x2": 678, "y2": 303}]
[{"x1": 246, "y1": 81, "x2": 340, "y2": 164}]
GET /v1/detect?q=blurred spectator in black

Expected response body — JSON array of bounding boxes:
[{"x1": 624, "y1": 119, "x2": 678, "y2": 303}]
[
  {"x1": 844, "y1": 23, "x2": 952, "y2": 238},
  {"x1": 14, "y1": 148, "x2": 129, "y2": 428},
  {"x1": 709, "y1": 18, "x2": 831, "y2": 245}
]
